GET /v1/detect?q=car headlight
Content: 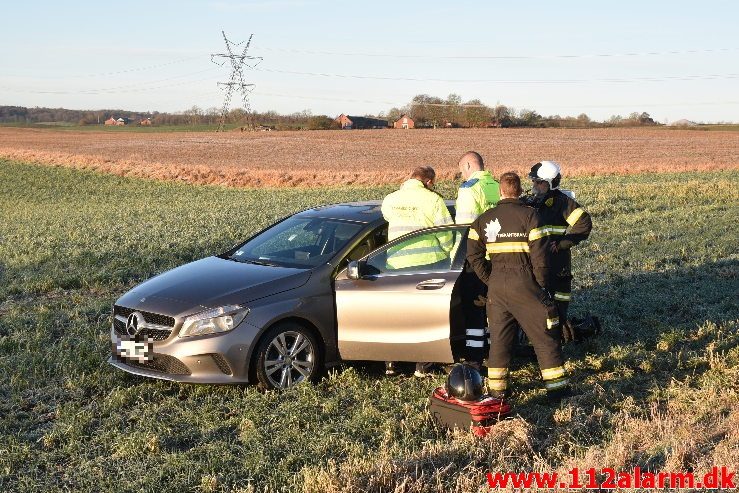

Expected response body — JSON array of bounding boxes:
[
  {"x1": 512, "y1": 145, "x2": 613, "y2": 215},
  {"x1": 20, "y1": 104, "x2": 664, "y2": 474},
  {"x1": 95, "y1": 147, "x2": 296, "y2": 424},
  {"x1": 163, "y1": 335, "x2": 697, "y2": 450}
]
[{"x1": 179, "y1": 305, "x2": 249, "y2": 338}]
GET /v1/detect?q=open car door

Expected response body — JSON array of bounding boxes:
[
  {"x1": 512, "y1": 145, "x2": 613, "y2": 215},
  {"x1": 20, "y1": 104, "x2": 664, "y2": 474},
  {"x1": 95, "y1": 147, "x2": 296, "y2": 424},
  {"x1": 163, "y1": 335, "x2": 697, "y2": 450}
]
[{"x1": 334, "y1": 225, "x2": 468, "y2": 363}]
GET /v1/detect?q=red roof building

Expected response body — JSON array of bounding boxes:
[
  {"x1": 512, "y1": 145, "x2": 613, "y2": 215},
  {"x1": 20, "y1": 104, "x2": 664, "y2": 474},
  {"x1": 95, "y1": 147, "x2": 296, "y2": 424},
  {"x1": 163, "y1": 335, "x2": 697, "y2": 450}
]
[{"x1": 393, "y1": 114, "x2": 414, "y2": 129}]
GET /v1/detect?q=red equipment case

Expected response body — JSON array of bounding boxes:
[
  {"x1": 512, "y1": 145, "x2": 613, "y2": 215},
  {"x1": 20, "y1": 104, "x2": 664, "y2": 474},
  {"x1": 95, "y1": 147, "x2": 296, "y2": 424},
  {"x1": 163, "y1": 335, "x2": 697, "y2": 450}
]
[{"x1": 429, "y1": 387, "x2": 511, "y2": 437}]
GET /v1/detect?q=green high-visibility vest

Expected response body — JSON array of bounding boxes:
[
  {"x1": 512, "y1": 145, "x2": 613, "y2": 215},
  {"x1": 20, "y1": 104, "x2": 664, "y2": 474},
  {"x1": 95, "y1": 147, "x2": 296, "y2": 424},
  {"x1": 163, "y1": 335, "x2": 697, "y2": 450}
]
[
  {"x1": 381, "y1": 179, "x2": 454, "y2": 269},
  {"x1": 455, "y1": 170, "x2": 500, "y2": 224}
]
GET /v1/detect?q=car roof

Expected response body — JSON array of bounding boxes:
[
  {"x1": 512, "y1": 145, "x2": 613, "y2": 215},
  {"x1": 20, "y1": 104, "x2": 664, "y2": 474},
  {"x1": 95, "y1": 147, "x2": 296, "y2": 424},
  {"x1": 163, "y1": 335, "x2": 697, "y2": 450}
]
[{"x1": 298, "y1": 200, "x2": 456, "y2": 224}]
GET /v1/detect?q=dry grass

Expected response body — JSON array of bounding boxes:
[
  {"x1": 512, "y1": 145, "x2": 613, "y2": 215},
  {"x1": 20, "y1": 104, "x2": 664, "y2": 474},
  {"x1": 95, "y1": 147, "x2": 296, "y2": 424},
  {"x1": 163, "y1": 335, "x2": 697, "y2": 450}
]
[{"x1": 1, "y1": 127, "x2": 737, "y2": 187}]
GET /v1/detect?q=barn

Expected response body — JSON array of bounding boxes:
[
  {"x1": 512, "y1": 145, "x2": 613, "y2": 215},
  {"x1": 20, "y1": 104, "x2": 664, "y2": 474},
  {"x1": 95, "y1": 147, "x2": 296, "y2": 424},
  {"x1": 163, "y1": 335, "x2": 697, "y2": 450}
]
[{"x1": 336, "y1": 114, "x2": 388, "y2": 129}]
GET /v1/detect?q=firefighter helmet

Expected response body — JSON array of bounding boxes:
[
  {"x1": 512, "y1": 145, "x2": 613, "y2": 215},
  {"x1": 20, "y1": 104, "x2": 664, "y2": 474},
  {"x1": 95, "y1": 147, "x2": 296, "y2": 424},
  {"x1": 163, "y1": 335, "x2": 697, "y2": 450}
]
[
  {"x1": 445, "y1": 363, "x2": 484, "y2": 401},
  {"x1": 528, "y1": 161, "x2": 562, "y2": 190}
]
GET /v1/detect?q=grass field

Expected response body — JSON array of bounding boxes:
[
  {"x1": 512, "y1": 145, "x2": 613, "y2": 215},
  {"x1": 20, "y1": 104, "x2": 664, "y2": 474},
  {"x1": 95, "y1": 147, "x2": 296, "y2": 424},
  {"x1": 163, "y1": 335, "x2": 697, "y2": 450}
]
[
  {"x1": 1, "y1": 159, "x2": 738, "y2": 492},
  {"x1": 1, "y1": 127, "x2": 737, "y2": 188}
]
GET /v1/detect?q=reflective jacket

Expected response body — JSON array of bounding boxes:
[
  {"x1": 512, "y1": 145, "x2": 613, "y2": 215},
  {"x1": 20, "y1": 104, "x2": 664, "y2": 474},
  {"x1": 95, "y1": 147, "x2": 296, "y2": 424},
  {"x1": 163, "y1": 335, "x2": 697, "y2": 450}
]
[
  {"x1": 466, "y1": 198, "x2": 549, "y2": 287},
  {"x1": 529, "y1": 189, "x2": 592, "y2": 279},
  {"x1": 381, "y1": 179, "x2": 454, "y2": 269},
  {"x1": 455, "y1": 170, "x2": 500, "y2": 224}
]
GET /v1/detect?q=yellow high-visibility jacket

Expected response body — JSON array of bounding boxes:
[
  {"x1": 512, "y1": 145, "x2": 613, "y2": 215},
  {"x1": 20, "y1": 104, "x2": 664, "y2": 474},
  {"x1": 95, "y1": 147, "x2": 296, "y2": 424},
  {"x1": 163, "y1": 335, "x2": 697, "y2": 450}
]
[
  {"x1": 455, "y1": 170, "x2": 500, "y2": 224},
  {"x1": 381, "y1": 179, "x2": 454, "y2": 269}
]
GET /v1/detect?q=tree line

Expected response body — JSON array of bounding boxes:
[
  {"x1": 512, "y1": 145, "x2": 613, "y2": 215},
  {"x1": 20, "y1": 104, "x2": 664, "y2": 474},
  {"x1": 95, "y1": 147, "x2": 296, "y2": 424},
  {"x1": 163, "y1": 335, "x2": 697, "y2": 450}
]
[
  {"x1": 384, "y1": 94, "x2": 658, "y2": 128},
  {"x1": 0, "y1": 99, "x2": 659, "y2": 129},
  {"x1": 0, "y1": 105, "x2": 341, "y2": 130}
]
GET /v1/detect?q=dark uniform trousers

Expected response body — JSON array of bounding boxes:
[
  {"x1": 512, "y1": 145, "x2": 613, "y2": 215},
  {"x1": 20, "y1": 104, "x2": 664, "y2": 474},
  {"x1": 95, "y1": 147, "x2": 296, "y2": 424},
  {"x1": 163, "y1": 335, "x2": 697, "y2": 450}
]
[
  {"x1": 530, "y1": 189, "x2": 592, "y2": 325},
  {"x1": 486, "y1": 267, "x2": 565, "y2": 395},
  {"x1": 551, "y1": 275, "x2": 572, "y2": 322},
  {"x1": 466, "y1": 198, "x2": 569, "y2": 396},
  {"x1": 460, "y1": 268, "x2": 488, "y2": 363}
]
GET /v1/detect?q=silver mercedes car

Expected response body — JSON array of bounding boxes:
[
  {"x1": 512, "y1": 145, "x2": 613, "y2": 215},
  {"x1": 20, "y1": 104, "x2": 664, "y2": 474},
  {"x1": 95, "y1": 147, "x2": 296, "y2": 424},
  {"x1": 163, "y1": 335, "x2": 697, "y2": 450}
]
[{"x1": 109, "y1": 201, "x2": 475, "y2": 389}]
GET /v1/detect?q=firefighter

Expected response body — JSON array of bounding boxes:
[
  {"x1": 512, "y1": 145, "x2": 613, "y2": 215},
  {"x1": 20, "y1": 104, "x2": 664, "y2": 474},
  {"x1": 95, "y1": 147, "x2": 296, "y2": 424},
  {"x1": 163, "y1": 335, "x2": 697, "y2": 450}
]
[
  {"x1": 526, "y1": 161, "x2": 592, "y2": 341},
  {"x1": 454, "y1": 151, "x2": 500, "y2": 364},
  {"x1": 381, "y1": 165, "x2": 454, "y2": 376},
  {"x1": 467, "y1": 172, "x2": 569, "y2": 400}
]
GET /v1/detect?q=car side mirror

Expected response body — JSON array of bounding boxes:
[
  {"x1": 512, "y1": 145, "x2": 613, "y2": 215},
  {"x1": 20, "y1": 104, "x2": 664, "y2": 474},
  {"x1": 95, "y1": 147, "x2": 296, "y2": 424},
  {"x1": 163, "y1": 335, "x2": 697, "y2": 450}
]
[{"x1": 347, "y1": 260, "x2": 365, "y2": 280}]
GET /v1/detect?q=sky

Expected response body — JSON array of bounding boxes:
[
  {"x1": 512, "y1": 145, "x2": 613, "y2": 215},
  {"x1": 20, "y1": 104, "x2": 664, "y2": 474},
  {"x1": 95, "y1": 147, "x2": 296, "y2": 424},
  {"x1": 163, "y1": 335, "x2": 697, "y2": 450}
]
[{"x1": 1, "y1": 0, "x2": 737, "y2": 122}]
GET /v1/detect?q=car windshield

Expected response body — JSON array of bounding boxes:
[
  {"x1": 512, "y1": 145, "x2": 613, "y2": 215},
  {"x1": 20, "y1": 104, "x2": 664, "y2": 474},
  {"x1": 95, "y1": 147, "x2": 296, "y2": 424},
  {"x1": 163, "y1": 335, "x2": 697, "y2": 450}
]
[{"x1": 229, "y1": 216, "x2": 365, "y2": 268}]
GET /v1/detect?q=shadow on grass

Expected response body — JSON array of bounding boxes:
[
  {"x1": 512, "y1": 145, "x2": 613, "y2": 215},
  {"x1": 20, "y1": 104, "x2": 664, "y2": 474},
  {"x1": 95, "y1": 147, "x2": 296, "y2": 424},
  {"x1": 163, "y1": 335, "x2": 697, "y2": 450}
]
[
  {"x1": 567, "y1": 256, "x2": 737, "y2": 390},
  {"x1": 329, "y1": 258, "x2": 738, "y2": 488}
]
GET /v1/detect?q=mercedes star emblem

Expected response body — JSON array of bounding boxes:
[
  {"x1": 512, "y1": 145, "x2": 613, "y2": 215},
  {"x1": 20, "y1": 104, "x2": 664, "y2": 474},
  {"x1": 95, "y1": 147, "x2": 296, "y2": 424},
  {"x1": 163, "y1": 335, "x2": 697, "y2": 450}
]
[{"x1": 126, "y1": 312, "x2": 143, "y2": 337}]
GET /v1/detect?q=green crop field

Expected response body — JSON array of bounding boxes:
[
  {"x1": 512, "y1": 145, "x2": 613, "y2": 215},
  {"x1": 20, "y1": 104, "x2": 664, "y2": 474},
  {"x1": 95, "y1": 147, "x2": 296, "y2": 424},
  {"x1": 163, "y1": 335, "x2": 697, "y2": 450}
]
[{"x1": 0, "y1": 159, "x2": 737, "y2": 492}]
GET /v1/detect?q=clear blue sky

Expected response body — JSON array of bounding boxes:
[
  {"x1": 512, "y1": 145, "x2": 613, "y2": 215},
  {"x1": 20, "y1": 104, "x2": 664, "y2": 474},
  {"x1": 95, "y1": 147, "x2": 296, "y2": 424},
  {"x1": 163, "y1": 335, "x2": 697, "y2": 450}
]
[{"x1": 1, "y1": 0, "x2": 737, "y2": 122}]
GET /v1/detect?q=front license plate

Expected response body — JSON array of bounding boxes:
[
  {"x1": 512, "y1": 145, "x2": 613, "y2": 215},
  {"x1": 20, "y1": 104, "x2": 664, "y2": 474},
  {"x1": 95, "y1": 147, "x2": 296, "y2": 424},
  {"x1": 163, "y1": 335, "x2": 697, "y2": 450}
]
[{"x1": 115, "y1": 338, "x2": 153, "y2": 362}]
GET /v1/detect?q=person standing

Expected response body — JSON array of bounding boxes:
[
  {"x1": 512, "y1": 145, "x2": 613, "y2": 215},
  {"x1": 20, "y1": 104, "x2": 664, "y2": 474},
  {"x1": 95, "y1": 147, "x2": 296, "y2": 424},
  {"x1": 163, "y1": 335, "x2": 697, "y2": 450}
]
[
  {"x1": 454, "y1": 151, "x2": 500, "y2": 364},
  {"x1": 381, "y1": 166, "x2": 454, "y2": 270},
  {"x1": 455, "y1": 151, "x2": 500, "y2": 224},
  {"x1": 381, "y1": 165, "x2": 454, "y2": 376},
  {"x1": 526, "y1": 161, "x2": 592, "y2": 340},
  {"x1": 467, "y1": 172, "x2": 569, "y2": 401}
]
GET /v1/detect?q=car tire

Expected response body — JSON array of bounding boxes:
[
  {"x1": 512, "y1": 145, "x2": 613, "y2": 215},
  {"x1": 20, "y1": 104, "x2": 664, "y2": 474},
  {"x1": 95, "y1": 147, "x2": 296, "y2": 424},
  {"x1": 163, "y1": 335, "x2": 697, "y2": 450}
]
[{"x1": 254, "y1": 322, "x2": 322, "y2": 390}]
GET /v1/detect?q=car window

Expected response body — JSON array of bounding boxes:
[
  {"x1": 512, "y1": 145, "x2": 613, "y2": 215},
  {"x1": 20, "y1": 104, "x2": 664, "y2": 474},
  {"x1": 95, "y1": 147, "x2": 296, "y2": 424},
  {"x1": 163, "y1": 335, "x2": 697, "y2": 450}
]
[
  {"x1": 450, "y1": 228, "x2": 470, "y2": 270},
  {"x1": 339, "y1": 224, "x2": 389, "y2": 269},
  {"x1": 232, "y1": 217, "x2": 364, "y2": 268},
  {"x1": 251, "y1": 221, "x2": 320, "y2": 257},
  {"x1": 365, "y1": 227, "x2": 466, "y2": 275}
]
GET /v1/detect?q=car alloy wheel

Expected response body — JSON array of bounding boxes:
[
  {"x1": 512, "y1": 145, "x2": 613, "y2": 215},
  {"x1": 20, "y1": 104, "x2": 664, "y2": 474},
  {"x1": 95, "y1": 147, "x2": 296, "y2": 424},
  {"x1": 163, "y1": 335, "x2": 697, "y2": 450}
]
[{"x1": 256, "y1": 324, "x2": 319, "y2": 390}]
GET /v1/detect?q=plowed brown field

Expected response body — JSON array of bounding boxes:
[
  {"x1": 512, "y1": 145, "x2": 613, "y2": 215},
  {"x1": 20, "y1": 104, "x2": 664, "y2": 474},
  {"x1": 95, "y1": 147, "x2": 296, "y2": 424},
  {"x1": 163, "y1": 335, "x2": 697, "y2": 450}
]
[{"x1": 1, "y1": 127, "x2": 737, "y2": 187}]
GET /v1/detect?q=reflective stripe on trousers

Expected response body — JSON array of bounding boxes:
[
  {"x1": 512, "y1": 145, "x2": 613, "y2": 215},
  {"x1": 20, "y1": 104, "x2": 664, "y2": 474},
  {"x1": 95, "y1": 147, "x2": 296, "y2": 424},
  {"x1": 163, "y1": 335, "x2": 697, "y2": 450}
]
[{"x1": 465, "y1": 327, "x2": 489, "y2": 347}]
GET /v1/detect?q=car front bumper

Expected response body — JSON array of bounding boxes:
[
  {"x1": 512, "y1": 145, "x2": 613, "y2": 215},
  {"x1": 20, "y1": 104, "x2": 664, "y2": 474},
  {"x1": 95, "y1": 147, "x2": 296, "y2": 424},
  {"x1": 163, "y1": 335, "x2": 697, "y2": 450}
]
[{"x1": 108, "y1": 321, "x2": 259, "y2": 384}]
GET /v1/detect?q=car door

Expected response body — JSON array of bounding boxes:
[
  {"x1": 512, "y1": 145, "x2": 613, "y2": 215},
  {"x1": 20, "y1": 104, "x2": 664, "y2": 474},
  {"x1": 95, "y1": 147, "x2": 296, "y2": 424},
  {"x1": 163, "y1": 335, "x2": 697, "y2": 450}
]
[{"x1": 334, "y1": 225, "x2": 468, "y2": 363}]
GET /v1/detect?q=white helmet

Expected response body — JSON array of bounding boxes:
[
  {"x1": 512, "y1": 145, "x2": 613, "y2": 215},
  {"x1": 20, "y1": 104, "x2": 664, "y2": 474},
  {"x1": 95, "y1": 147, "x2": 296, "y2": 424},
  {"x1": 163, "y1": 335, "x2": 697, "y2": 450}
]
[{"x1": 528, "y1": 160, "x2": 561, "y2": 189}]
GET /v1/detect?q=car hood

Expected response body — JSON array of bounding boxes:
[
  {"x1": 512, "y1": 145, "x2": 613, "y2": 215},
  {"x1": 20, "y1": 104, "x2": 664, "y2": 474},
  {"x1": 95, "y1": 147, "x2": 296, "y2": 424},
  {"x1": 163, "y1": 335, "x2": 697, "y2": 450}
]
[{"x1": 116, "y1": 256, "x2": 311, "y2": 316}]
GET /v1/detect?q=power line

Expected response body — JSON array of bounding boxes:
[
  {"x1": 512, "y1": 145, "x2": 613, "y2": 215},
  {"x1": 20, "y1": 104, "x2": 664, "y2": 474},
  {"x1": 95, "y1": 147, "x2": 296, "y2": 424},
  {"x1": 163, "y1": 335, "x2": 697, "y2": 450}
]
[
  {"x1": 253, "y1": 67, "x2": 739, "y2": 84},
  {"x1": 1, "y1": 56, "x2": 208, "y2": 80},
  {"x1": 80, "y1": 68, "x2": 217, "y2": 92},
  {"x1": 250, "y1": 90, "x2": 739, "y2": 109},
  {"x1": 80, "y1": 56, "x2": 207, "y2": 78},
  {"x1": 4, "y1": 45, "x2": 737, "y2": 82},
  {"x1": 5, "y1": 77, "x2": 738, "y2": 110},
  {"x1": 0, "y1": 75, "x2": 217, "y2": 95},
  {"x1": 252, "y1": 45, "x2": 739, "y2": 61}
]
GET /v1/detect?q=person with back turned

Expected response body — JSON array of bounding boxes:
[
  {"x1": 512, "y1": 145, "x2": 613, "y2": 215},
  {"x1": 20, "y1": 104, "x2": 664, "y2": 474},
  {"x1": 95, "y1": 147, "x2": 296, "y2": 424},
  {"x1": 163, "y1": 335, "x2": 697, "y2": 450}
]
[
  {"x1": 466, "y1": 172, "x2": 570, "y2": 401},
  {"x1": 454, "y1": 151, "x2": 500, "y2": 365},
  {"x1": 381, "y1": 165, "x2": 454, "y2": 376}
]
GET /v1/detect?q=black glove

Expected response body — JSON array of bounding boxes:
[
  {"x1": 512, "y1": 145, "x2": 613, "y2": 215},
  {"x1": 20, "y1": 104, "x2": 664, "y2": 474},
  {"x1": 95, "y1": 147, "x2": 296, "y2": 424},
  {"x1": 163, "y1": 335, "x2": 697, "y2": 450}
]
[
  {"x1": 557, "y1": 239, "x2": 575, "y2": 250},
  {"x1": 538, "y1": 287, "x2": 554, "y2": 306},
  {"x1": 538, "y1": 288, "x2": 560, "y2": 329}
]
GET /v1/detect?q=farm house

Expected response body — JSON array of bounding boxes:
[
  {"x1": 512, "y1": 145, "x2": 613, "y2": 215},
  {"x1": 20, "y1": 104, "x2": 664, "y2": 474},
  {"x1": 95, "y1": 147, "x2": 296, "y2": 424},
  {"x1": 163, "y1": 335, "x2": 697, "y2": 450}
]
[{"x1": 393, "y1": 114, "x2": 414, "y2": 129}]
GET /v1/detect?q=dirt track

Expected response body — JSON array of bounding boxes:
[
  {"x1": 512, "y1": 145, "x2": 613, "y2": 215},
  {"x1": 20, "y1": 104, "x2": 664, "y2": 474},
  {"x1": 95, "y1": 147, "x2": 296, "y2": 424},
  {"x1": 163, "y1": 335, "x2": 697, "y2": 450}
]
[{"x1": 1, "y1": 127, "x2": 737, "y2": 187}]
